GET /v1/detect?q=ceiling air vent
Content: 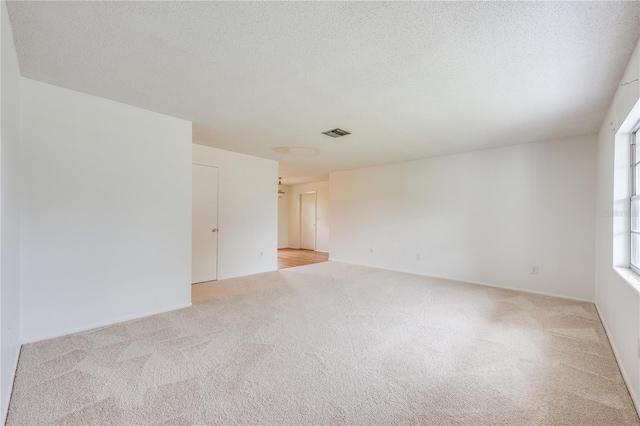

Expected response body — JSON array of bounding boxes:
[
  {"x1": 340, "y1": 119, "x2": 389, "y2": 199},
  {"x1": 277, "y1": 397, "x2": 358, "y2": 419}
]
[{"x1": 322, "y1": 128, "x2": 351, "y2": 138}]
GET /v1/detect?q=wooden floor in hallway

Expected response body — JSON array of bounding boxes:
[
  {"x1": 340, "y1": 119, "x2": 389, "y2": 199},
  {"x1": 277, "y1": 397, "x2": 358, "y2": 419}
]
[
  {"x1": 191, "y1": 249, "x2": 330, "y2": 303},
  {"x1": 278, "y1": 248, "x2": 329, "y2": 269}
]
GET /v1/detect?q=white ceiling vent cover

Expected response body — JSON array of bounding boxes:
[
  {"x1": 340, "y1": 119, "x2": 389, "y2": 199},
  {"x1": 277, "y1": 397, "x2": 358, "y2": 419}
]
[{"x1": 322, "y1": 128, "x2": 351, "y2": 138}]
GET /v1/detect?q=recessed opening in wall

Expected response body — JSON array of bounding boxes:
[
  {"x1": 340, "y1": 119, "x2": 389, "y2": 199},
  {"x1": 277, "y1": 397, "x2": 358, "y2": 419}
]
[
  {"x1": 276, "y1": 176, "x2": 330, "y2": 269},
  {"x1": 612, "y1": 98, "x2": 640, "y2": 273}
]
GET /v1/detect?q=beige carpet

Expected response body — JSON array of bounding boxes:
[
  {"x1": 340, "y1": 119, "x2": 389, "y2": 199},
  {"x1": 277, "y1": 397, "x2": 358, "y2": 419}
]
[{"x1": 7, "y1": 261, "x2": 639, "y2": 425}]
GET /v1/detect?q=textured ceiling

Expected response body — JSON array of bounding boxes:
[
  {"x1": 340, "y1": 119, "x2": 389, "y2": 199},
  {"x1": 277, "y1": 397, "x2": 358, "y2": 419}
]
[{"x1": 7, "y1": 1, "x2": 640, "y2": 180}]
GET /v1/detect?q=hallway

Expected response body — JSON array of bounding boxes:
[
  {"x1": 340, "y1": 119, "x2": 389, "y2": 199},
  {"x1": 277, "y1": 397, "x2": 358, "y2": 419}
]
[
  {"x1": 191, "y1": 249, "x2": 330, "y2": 303},
  {"x1": 278, "y1": 248, "x2": 328, "y2": 269}
]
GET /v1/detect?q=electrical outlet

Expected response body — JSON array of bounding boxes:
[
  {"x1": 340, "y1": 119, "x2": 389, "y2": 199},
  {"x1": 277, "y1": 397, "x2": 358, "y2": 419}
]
[
  {"x1": 260, "y1": 252, "x2": 264, "y2": 257},
  {"x1": 416, "y1": 254, "x2": 421, "y2": 260},
  {"x1": 531, "y1": 266, "x2": 539, "y2": 274}
]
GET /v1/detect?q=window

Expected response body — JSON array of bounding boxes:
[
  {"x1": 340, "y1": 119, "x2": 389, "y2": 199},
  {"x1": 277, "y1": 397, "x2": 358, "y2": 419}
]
[{"x1": 631, "y1": 130, "x2": 640, "y2": 274}]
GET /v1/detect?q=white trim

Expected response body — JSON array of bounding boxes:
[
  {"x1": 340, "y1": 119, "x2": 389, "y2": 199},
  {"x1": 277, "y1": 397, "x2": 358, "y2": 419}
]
[
  {"x1": 21, "y1": 302, "x2": 192, "y2": 344},
  {"x1": 278, "y1": 246, "x2": 330, "y2": 253},
  {"x1": 220, "y1": 268, "x2": 278, "y2": 280},
  {"x1": 192, "y1": 161, "x2": 221, "y2": 168},
  {"x1": 327, "y1": 258, "x2": 594, "y2": 303},
  {"x1": 595, "y1": 303, "x2": 640, "y2": 415},
  {"x1": 280, "y1": 247, "x2": 328, "y2": 253},
  {"x1": 613, "y1": 267, "x2": 640, "y2": 296},
  {"x1": 619, "y1": 98, "x2": 640, "y2": 136},
  {"x1": 620, "y1": 100, "x2": 640, "y2": 275}
]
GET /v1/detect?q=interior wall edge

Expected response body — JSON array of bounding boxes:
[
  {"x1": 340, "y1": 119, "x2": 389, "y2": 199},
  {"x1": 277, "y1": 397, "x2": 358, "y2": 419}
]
[
  {"x1": 20, "y1": 302, "x2": 192, "y2": 345},
  {"x1": 192, "y1": 144, "x2": 278, "y2": 280},
  {"x1": 2, "y1": 344, "x2": 21, "y2": 424},
  {"x1": 1, "y1": 0, "x2": 23, "y2": 422},
  {"x1": 327, "y1": 258, "x2": 595, "y2": 303},
  {"x1": 219, "y1": 268, "x2": 279, "y2": 281},
  {"x1": 595, "y1": 303, "x2": 640, "y2": 414}
]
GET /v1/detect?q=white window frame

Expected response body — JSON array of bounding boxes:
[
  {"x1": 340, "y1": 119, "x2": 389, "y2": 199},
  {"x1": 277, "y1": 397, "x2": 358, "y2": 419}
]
[{"x1": 631, "y1": 129, "x2": 640, "y2": 275}]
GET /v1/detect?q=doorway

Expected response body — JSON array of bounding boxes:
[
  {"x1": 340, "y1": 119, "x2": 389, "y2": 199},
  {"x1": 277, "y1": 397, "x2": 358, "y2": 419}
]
[
  {"x1": 300, "y1": 192, "x2": 317, "y2": 250},
  {"x1": 192, "y1": 164, "x2": 219, "y2": 284},
  {"x1": 278, "y1": 248, "x2": 328, "y2": 269}
]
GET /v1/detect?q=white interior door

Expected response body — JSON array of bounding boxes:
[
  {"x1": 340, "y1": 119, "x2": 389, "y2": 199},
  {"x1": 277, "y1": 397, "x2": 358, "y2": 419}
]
[
  {"x1": 192, "y1": 164, "x2": 219, "y2": 283},
  {"x1": 300, "y1": 192, "x2": 317, "y2": 250}
]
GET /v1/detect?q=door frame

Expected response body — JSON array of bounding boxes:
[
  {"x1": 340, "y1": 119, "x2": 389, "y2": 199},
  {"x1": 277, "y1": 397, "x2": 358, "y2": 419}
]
[
  {"x1": 299, "y1": 191, "x2": 317, "y2": 251},
  {"x1": 192, "y1": 162, "x2": 220, "y2": 283}
]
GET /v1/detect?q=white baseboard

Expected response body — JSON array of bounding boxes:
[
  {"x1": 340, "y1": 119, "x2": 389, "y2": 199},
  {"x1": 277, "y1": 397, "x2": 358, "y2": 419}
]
[
  {"x1": 280, "y1": 247, "x2": 328, "y2": 253},
  {"x1": 220, "y1": 268, "x2": 278, "y2": 280},
  {"x1": 328, "y1": 259, "x2": 640, "y2": 415},
  {"x1": 21, "y1": 302, "x2": 192, "y2": 344},
  {"x1": 595, "y1": 303, "x2": 640, "y2": 416},
  {"x1": 327, "y1": 258, "x2": 593, "y2": 303}
]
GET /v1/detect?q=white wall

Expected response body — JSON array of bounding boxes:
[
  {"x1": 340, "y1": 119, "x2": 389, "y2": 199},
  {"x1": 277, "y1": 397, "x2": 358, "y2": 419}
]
[
  {"x1": 286, "y1": 181, "x2": 329, "y2": 252},
  {"x1": 193, "y1": 144, "x2": 277, "y2": 279},
  {"x1": 278, "y1": 191, "x2": 289, "y2": 249},
  {"x1": 331, "y1": 134, "x2": 597, "y2": 301},
  {"x1": 20, "y1": 79, "x2": 192, "y2": 343},
  {"x1": 0, "y1": 1, "x2": 22, "y2": 422},
  {"x1": 595, "y1": 38, "x2": 640, "y2": 412}
]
